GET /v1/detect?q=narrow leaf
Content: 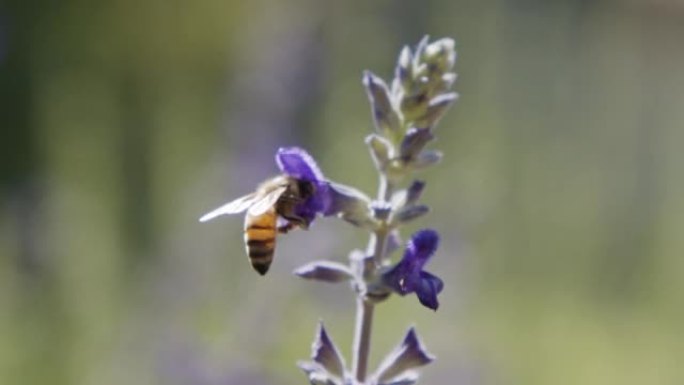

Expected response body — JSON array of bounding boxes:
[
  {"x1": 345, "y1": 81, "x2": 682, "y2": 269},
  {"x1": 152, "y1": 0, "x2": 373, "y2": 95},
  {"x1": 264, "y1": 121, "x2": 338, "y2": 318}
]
[
  {"x1": 395, "y1": 45, "x2": 413, "y2": 91},
  {"x1": 363, "y1": 71, "x2": 401, "y2": 139},
  {"x1": 366, "y1": 134, "x2": 394, "y2": 171},
  {"x1": 394, "y1": 205, "x2": 429, "y2": 224},
  {"x1": 406, "y1": 180, "x2": 426, "y2": 204},
  {"x1": 310, "y1": 322, "x2": 346, "y2": 378},
  {"x1": 413, "y1": 35, "x2": 430, "y2": 66},
  {"x1": 373, "y1": 327, "x2": 435, "y2": 383},
  {"x1": 294, "y1": 261, "x2": 354, "y2": 283},
  {"x1": 409, "y1": 150, "x2": 443, "y2": 169},
  {"x1": 298, "y1": 362, "x2": 339, "y2": 385},
  {"x1": 378, "y1": 371, "x2": 419, "y2": 385}
]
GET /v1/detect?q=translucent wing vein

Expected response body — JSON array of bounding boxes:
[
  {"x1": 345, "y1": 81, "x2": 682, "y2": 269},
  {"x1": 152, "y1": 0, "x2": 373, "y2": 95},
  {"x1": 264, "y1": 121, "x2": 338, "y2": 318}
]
[
  {"x1": 199, "y1": 193, "x2": 259, "y2": 222},
  {"x1": 248, "y1": 186, "x2": 287, "y2": 216}
]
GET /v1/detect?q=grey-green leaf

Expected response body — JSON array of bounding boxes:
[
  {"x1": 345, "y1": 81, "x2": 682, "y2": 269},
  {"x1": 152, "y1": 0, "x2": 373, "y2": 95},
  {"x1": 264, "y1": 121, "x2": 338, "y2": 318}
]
[
  {"x1": 310, "y1": 322, "x2": 346, "y2": 378},
  {"x1": 394, "y1": 205, "x2": 429, "y2": 225},
  {"x1": 409, "y1": 150, "x2": 443, "y2": 169},
  {"x1": 366, "y1": 134, "x2": 394, "y2": 171},
  {"x1": 373, "y1": 327, "x2": 435, "y2": 383},
  {"x1": 294, "y1": 261, "x2": 354, "y2": 283},
  {"x1": 298, "y1": 362, "x2": 340, "y2": 385},
  {"x1": 378, "y1": 371, "x2": 419, "y2": 385}
]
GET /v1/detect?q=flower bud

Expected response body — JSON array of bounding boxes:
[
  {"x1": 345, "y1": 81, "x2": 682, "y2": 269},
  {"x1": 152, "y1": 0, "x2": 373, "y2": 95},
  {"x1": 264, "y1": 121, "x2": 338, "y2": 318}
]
[
  {"x1": 413, "y1": 92, "x2": 458, "y2": 129},
  {"x1": 412, "y1": 35, "x2": 430, "y2": 67},
  {"x1": 399, "y1": 128, "x2": 434, "y2": 160},
  {"x1": 424, "y1": 38, "x2": 456, "y2": 72},
  {"x1": 363, "y1": 71, "x2": 401, "y2": 141},
  {"x1": 390, "y1": 181, "x2": 426, "y2": 209},
  {"x1": 434, "y1": 72, "x2": 457, "y2": 94},
  {"x1": 366, "y1": 134, "x2": 394, "y2": 172},
  {"x1": 405, "y1": 181, "x2": 426, "y2": 204},
  {"x1": 408, "y1": 150, "x2": 443, "y2": 170},
  {"x1": 371, "y1": 200, "x2": 393, "y2": 221},
  {"x1": 395, "y1": 45, "x2": 413, "y2": 91},
  {"x1": 399, "y1": 90, "x2": 428, "y2": 123}
]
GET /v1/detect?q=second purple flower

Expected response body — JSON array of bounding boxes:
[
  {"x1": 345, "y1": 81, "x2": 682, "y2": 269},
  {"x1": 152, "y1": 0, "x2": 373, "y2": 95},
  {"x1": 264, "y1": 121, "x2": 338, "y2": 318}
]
[{"x1": 382, "y1": 229, "x2": 444, "y2": 311}]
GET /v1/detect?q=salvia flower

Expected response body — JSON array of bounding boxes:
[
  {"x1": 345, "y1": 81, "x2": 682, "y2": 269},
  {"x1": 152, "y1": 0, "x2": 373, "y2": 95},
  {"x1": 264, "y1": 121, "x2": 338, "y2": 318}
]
[
  {"x1": 276, "y1": 147, "x2": 373, "y2": 228},
  {"x1": 276, "y1": 147, "x2": 334, "y2": 224},
  {"x1": 382, "y1": 229, "x2": 444, "y2": 310}
]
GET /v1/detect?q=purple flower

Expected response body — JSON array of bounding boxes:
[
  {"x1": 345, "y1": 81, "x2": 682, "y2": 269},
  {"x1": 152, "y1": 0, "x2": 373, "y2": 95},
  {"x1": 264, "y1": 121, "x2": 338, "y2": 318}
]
[
  {"x1": 382, "y1": 229, "x2": 444, "y2": 310},
  {"x1": 275, "y1": 147, "x2": 334, "y2": 224}
]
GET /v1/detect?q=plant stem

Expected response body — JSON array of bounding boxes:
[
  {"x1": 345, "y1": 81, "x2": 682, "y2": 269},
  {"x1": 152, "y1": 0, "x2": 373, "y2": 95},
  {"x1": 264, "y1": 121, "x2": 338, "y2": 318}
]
[
  {"x1": 352, "y1": 298, "x2": 374, "y2": 382},
  {"x1": 377, "y1": 174, "x2": 394, "y2": 202},
  {"x1": 351, "y1": 174, "x2": 394, "y2": 383}
]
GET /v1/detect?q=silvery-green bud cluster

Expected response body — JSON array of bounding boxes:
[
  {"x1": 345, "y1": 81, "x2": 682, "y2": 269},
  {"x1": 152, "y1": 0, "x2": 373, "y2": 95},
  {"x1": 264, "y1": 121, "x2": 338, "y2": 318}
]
[{"x1": 364, "y1": 36, "x2": 458, "y2": 183}]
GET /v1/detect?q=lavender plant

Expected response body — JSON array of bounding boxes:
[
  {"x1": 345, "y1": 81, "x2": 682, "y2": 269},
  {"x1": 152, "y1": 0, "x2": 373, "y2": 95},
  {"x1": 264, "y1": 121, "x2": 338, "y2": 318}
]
[{"x1": 201, "y1": 36, "x2": 457, "y2": 385}]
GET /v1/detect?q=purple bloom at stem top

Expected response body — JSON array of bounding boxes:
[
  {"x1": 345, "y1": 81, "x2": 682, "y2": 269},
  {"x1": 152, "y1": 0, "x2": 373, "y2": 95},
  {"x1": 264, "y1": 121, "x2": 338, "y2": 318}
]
[
  {"x1": 276, "y1": 147, "x2": 334, "y2": 224},
  {"x1": 382, "y1": 229, "x2": 444, "y2": 310}
]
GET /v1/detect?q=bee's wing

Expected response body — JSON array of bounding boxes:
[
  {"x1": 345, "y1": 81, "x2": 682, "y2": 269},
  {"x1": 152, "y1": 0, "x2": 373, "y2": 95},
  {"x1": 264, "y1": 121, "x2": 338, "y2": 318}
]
[
  {"x1": 247, "y1": 186, "x2": 287, "y2": 216},
  {"x1": 199, "y1": 193, "x2": 260, "y2": 222}
]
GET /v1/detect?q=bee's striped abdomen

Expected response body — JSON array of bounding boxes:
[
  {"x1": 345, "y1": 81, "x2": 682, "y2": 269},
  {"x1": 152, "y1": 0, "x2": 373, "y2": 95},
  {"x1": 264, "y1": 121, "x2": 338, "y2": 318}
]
[{"x1": 244, "y1": 210, "x2": 277, "y2": 275}]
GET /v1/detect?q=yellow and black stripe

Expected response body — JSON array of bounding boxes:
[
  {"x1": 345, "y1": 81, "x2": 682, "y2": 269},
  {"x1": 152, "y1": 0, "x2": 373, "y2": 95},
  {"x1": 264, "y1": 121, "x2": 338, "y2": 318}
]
[{"x1": 243, "y1": 209, "x2": 277, "y2": 275}]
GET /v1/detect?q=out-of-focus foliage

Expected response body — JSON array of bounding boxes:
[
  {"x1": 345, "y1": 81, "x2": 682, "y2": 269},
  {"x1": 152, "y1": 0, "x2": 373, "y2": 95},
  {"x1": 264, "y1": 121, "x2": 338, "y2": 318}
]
[{"x1": 1, "y1": 0, "x2": 683, "y2": 384}]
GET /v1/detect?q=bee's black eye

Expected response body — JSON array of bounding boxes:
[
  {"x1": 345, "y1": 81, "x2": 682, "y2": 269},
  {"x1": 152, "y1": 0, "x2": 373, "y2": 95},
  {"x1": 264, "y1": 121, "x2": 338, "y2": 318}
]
[{"x1": 298, "y1": 180, "x2": 315, "y2": 199}]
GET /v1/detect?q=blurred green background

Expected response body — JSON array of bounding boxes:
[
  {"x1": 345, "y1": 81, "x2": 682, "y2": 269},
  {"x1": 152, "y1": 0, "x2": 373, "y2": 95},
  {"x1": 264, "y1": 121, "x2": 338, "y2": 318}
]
[{"x1": 2, "y1": 0, "x2": 684, "y2": 384}]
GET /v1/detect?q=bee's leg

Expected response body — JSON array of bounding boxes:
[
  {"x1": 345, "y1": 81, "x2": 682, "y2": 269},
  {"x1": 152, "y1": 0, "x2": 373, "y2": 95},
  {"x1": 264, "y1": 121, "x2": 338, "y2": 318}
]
[
  {"x1": 279, "y1": 210, "x2": 311, "y2": 230},
  {"x1": 277, "y1": 222, "x2": 298, "y2": 234},
  {"x1": 287, "y1": 215, "x2": 311, "y2": 230}
]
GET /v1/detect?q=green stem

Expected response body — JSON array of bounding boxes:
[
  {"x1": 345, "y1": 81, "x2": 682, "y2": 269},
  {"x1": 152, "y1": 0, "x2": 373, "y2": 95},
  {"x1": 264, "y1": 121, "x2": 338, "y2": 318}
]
[
  {"x1": 377, "y1": 174, "x2": 394, "y2": 202},
  {"x1": 351, "y1": 174, "x2": 394, "y2": 383},
  {"x1": 351, "y1": 298, "x2": 374, "y2": 382}
]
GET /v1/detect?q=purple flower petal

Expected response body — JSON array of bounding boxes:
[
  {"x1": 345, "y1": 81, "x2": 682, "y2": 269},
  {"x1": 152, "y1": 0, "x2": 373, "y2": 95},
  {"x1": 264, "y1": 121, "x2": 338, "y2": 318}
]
[
  {"x1": 405, "y1": 229, "x2": 439, "y2": 267},
  {"x1": 276, "y1": 147, "x2": 325, "y2": 182},
  {"x1": 274, "y1": 147, "x2": 336, "y2": 224},
  {"x1": 382, "y1": 229, "x2": 443, "y2": 310},
  {"x1": 310, "y1": 182, "x2": 333, "y2": 214},
  {"x1": 415, "y1": 271, "x2": 443, "y2": 311}
]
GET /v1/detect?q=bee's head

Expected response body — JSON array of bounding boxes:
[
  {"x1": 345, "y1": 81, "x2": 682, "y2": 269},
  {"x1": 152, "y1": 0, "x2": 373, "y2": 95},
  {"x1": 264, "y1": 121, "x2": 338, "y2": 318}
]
[{"x1": 296, "y1": 179, "x2": 316, "y2": 200}]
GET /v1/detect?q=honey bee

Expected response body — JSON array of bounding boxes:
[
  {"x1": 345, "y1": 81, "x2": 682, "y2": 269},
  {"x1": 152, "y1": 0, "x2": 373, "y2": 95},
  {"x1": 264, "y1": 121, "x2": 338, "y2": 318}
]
[{"x1": 199, "y1": 175, "x2": 316, "y2": 275}]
